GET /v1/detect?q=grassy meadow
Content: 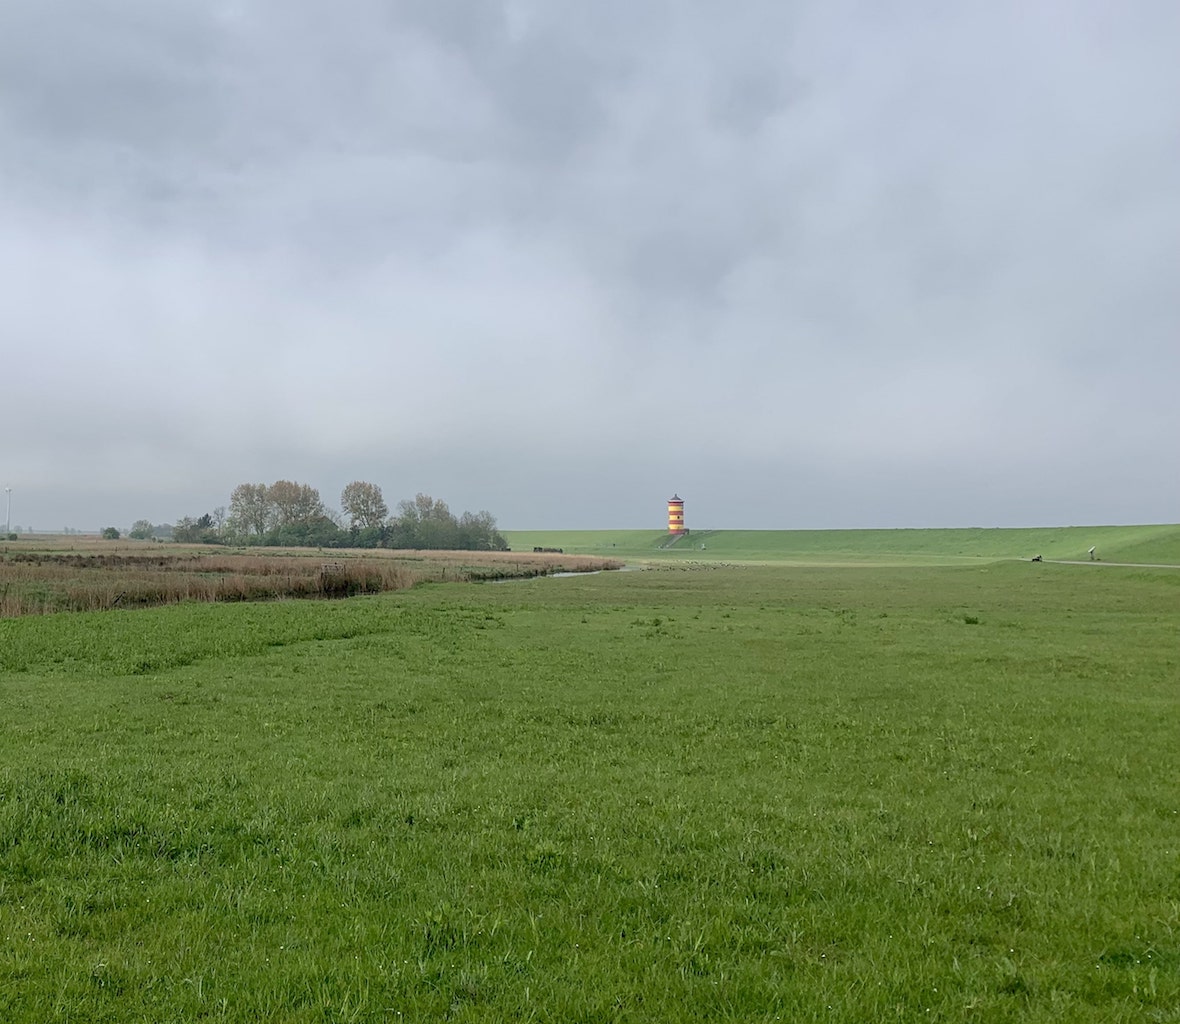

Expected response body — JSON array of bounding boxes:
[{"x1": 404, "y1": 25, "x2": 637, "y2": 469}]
[{"x1": 1, "y1": 553, "x2": 1178, "y2": 1021}]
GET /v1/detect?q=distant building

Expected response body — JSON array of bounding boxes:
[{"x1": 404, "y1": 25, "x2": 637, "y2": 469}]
[{"x1": 667, "y1": 494, "x2": 686, "y2": 535}]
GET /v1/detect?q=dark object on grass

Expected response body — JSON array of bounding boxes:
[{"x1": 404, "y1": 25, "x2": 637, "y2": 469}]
[{"x1": 1031, "y1": 555, "x2": 1043, "y2": 562}]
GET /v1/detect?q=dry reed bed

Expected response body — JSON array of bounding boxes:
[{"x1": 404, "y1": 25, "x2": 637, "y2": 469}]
[{"x1": 0, "y1": 550, "x2": 621, "y2": 617}]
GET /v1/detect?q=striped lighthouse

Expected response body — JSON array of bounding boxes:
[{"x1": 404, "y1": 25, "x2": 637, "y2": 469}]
[{"x1": 667, "y1": 494, "x2": 685, "y2": 535}]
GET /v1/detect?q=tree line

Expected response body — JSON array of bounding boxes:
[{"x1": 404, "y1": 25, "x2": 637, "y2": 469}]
[{"x1": 127, "y1": 481, "x2": 508, "y2": 550}]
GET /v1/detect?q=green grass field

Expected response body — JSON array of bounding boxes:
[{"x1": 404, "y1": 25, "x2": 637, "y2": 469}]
[
  {"x1": 1, "y1": 558, "x2": 1177, "y2": 1021},
  {"x1": 505, "y1": 524, "x2": 1180, "y2": 565}
]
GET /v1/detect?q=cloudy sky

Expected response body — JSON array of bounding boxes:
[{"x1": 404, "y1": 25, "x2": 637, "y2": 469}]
[{"x1": 2, "y1": 1, "x2": 1177, "y2": 531}]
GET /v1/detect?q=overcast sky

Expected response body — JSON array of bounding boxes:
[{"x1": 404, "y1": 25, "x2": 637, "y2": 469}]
[{"x1": 2, "y1": 1, "x2": 1178, "y2": 531}]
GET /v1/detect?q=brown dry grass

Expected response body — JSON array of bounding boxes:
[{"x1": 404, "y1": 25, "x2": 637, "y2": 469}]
[{"x1": 0, "y1": 540, "x2": 621, "y2": 618}]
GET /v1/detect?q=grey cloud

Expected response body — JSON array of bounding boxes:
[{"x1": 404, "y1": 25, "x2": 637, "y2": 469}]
[{"x1": 2, "y1": 1, "x2": 1178, "y2": 530}]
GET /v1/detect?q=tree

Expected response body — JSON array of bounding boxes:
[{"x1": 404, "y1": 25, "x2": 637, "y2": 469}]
[
  {"x1": 173, "y1": 514, "x2": 221, "y2": 544},
  {"x1": 268, "y1": 480, "x2": 325, "y2": 526},
  {"x1": 388, "y1": 495, "x2": 509, "y2": 550},
  {"x1": 128, "y1": 519, "x2": 154, "y2": 540},
  {"x1": 421, "y1": 496, "x2": 459, "y2": 549},
  {"x1": 392, "y1": 494, "x2": 461, "y2": 549},
  {"x1": 173, "y1": 517, "x2": 200, "y2": 543},
  {"x1": 229, "y1": 483, "x2": 274, "y2": 537},
  {"x1": 264, "y1": 515, "x2": 344, "y2": 548},
  {"x1": 101, "y1": 526, "x2": 120, "y2": 540},
  {"x1": 340, "y1": 481, "x2": 389, "y2": 531},
  {"x1": 458, "y1": 510, "x2": 508, "y2": 551}
]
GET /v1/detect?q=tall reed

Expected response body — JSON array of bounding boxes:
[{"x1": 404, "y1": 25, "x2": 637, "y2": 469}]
[{"x1": 0, "y1": 551, "x2": 621, "y2": 617}]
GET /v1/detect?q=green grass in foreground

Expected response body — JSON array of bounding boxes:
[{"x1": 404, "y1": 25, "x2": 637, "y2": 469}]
[
  {"x1": 1, "y1": 563, "x2": 1178, "y2": 1021},
  {"x1": 504, "y1": 524, "x2": 1180, "y2": 565}
]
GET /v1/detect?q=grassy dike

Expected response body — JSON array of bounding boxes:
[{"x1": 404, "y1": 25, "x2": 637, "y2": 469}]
[
  {"x1": 504, "y1": 524, "x2": 1180, "y2": 565},
  {"x1": 1, "y1": 561, "x2": 1178, "y2": 1021}
]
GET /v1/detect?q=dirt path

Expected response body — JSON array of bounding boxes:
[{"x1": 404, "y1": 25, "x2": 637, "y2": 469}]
[{"x1": 1037, "y1": 559, "x2": 1180, "y2": 569}]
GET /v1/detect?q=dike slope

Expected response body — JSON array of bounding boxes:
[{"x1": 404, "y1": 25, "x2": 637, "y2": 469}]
[{"x1": 504, "y1": 524, "x2": 1180, "y2": 566}]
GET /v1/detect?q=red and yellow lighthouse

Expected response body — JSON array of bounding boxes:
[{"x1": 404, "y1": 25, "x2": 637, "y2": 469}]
[{"x1": 667, "y1": 494, "x2": 686, "y2": 535}]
